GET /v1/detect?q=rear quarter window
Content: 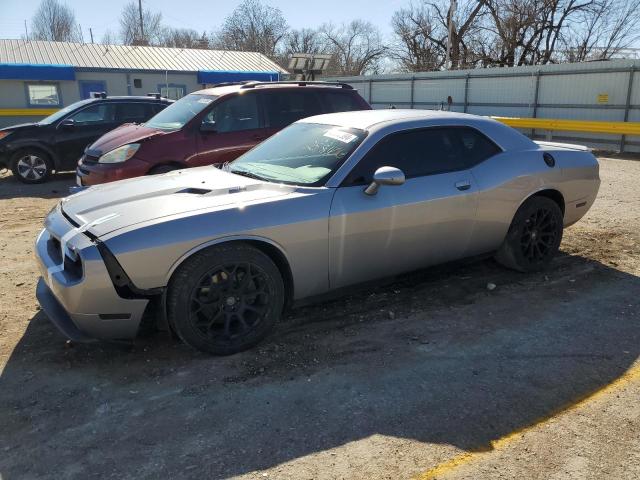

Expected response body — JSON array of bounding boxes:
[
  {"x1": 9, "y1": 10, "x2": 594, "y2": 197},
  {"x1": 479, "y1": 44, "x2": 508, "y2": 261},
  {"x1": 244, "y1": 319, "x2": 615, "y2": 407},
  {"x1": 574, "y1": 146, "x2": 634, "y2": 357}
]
[{"x1": 320, "y1": 91, "x2": 364, "y2": 112}]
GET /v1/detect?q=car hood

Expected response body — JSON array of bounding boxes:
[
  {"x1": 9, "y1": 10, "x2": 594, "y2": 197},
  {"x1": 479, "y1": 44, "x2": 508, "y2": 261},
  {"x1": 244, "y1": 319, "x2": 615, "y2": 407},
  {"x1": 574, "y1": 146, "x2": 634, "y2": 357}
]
[
  {"x1": 60, "y1": 166, "x2": 296, "y2": 238},
  {"x1": 0, "y1": 122, "x2": 39, "y2": 133},
  {"x1": 86, "y1": 123, "x2": 166, "y2": 156}
]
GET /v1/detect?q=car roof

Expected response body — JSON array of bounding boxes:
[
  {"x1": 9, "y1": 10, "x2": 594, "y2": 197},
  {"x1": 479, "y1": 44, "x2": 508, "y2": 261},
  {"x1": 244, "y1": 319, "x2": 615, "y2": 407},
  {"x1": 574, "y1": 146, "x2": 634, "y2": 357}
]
[
  {"x1": 193, "y1": 82, "x2": 356, "y2": 97},
  {"x1": 94, "y1": 96, "x2": 172, "y2": 102},
  {"x1": 298, "y1": 109, "x2": 497, "y2": 130},
  {"x1": 298, "y1": 109, "x2": 537, "y2": 151}
]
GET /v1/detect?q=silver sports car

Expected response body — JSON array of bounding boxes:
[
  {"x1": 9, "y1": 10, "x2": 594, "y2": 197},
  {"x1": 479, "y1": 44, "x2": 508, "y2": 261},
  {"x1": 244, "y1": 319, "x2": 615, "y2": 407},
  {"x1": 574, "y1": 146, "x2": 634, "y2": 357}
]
[{"x1": 35, "y1": 110, "x2": 600, "y2": 354}]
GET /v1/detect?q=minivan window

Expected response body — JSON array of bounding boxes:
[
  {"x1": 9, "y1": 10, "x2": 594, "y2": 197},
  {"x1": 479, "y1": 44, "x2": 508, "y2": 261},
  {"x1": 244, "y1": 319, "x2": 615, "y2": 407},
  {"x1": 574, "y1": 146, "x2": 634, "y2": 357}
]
[
  {"x1": 202, "y1": 93, "x2": 260, "y2": 132},
  {"x1": 320, "y1": 91, "x2": 362, "y2": 112},
  {"x1": 263, "y1": 91, "x2": 323, "y2": 128},
  {"x1": 146, "y1": 94, "x2": 217, "y2": 130}
]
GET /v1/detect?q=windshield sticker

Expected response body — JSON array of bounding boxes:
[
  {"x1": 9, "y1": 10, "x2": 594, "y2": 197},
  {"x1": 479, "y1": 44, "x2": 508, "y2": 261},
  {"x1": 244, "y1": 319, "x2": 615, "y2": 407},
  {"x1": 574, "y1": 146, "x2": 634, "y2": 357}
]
[
  {"x1": 323, "y1": 129, "x2": 358, "y2": 143},
  {"x1": 197, "y1": 98, "x2": 213, "y2": 104}
]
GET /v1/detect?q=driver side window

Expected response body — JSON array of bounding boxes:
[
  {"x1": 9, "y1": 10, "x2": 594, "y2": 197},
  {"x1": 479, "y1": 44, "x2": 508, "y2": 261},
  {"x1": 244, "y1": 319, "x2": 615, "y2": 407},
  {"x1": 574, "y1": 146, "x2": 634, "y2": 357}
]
[
  {"x1": 203, "y1": 93, "x2": 260, "y2": 133},
  {"x1": 343, "y1": 127, "x2": 483, "y2": 186}
]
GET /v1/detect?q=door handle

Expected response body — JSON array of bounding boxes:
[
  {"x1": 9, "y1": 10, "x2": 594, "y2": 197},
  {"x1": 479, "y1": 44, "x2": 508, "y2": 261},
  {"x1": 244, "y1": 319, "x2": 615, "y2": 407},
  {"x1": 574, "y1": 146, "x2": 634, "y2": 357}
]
[
  {"x1": 252, "y1": 134, "x2": 267, "y2": 141},
  {"x1": 455, "y1": 180, "x2": 471, "y2": 191}
]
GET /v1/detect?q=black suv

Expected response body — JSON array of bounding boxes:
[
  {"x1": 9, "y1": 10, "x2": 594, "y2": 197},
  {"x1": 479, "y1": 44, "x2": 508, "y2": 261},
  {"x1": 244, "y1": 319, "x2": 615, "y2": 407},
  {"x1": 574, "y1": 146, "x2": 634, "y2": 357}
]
[{"x1": 0, "y1": 95, "x2": 172, "y2": 183}]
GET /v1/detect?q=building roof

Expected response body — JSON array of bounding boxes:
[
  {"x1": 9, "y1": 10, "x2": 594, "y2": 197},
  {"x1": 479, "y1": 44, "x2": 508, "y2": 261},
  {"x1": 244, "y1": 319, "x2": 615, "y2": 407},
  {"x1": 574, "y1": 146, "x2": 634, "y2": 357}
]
[{"x1": 0, "y1": 39, "x2": 287, "y2": 74}]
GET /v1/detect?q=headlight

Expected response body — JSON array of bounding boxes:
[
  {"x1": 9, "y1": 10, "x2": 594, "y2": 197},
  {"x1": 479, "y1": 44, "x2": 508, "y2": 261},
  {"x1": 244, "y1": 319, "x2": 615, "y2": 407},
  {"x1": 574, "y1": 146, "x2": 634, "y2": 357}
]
[
  {"x1": 0, "y1": 131, "x2": 13, "y2": 141},
  {"x1": 98, "y1": 144, "x2": 140, "y2": 164}
]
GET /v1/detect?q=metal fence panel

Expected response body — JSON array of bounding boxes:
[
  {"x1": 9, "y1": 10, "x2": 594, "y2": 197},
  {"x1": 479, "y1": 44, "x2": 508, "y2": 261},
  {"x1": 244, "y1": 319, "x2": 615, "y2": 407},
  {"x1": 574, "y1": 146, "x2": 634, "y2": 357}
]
[{"x1": 329, "y1": 59, "x2": 640, "y2": 152}]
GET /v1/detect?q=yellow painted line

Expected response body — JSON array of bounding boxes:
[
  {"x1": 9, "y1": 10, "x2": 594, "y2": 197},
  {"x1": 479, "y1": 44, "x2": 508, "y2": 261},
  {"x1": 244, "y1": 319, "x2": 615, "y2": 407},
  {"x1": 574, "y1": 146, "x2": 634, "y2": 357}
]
[
  {"x1": 414, "y1": 363, "x2": 640, "y2": 480},
  {"x1": 493, "y1": 117, "x2": 640, "y2": 136},
  {"x1": 0, "y1": 108, "x2": 59, "y2": 116}
]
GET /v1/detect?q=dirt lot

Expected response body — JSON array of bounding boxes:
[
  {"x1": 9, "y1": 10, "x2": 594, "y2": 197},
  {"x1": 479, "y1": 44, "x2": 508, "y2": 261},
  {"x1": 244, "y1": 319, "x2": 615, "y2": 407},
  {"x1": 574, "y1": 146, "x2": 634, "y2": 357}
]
[{"x1": 1, "y1": 157, "x2": 639, "y2": 480}]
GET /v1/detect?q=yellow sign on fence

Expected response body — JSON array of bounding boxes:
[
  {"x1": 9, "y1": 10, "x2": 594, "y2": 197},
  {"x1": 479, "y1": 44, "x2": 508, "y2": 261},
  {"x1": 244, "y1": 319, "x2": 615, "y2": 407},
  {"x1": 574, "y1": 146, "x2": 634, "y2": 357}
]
[{"x1": 597, "y1": 93, "x2": 609, "y2": 104}]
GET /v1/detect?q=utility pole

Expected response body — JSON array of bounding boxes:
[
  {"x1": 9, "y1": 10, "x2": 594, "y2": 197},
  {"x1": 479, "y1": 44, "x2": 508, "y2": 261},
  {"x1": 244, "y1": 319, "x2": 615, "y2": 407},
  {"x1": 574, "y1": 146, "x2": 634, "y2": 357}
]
[
  {"x1": 138, "y1": 0, "x2": 145, "y2": 41},
  {"x1": 445, "y1": 0, "x2": 457, "y2": 70},
  {"x1": 89, "y1": 28, "x2": 94, "y2": 43},
  {"x1": 24, "y1": 19, "x2": 28, "y2": 39}
]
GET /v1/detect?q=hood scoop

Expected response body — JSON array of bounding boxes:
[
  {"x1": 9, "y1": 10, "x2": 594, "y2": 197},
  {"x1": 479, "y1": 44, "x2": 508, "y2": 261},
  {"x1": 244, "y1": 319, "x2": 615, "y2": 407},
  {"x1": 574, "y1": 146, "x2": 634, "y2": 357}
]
[{"x1": 175, "y1": 185, "x2": 249, "y2": 196}]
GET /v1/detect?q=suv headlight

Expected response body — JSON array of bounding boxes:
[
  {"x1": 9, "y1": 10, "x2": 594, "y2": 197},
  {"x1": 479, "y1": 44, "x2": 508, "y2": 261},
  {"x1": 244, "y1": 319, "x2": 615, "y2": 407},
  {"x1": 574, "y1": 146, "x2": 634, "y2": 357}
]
[{"x1": 98, "y1": 144, "x2": 140, "y2": 164}]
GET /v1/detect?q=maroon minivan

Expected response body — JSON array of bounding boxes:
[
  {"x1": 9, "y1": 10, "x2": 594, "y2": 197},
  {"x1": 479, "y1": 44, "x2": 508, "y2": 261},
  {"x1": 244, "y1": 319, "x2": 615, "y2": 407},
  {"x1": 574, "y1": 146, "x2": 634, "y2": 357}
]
[{"x1": 76, "y1": 81, "x2": 371, "y2": 186}]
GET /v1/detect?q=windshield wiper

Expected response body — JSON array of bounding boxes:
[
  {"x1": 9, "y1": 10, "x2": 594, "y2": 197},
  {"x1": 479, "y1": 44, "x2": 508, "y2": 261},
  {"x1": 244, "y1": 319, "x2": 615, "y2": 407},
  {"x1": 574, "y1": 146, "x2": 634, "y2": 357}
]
[{"x1": 229, "y1": 168, "x2": 268, "y2": 182}]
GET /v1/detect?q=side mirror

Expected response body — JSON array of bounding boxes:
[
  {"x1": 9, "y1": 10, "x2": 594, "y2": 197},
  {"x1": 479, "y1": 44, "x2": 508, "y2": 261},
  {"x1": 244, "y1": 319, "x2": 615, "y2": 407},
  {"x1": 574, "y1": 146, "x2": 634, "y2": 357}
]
[
  {"x1": 364, "y1": 166, "x2": 405, "y2": 195},
  {"x1": 200, "y1": 121, "x2": 217, "y2": 133},
  {"x1": 60, "y1": 118, "x2": 75, "y2": 130}
]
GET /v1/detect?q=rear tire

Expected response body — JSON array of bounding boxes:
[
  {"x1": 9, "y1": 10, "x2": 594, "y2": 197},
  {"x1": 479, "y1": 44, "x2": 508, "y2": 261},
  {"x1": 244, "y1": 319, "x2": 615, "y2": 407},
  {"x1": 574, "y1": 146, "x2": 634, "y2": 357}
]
[
  {"x1": 11, "y1": 149, "x2": 53, "y2": 184},
  {"x1": 167, "y1": 244, "x2": 284, "y2": 355},
  {"x1": 495, "y1": 196, "x2": 564, "y2": 272}
]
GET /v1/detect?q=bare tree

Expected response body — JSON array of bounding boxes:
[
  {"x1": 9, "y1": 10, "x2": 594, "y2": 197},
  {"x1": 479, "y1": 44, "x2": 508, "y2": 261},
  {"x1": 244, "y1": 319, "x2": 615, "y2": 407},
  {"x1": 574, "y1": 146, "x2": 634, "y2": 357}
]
[
  {"x1": 30, "y1": 0, "x2": 81, "y2": 42},
  {"x1": 119, "y1": 1, "x2": 163, "y2": 46},
  {"x1": 391, "y1": 2, "x2": 444, "y2": 71},
  {"x1": 320, "y1": 20, "x2": 387, "y2": 75},
  {"x1": 100, "y1": 30, "x2": 118, "y2": 45},
  {"x1": 560, "y1": 0, "x2": 640, "y2": 61},
  {"x1": 159, "y1": 28, "x2": 209, "y2": 49},
  {"x1": 211, "y1": 0, "x2": 288, "y2": 58},
  {"x1": 389, "y1": 0, "x2": 486, "y2": 71},
  {"x1": 283, "y1": 28, "x2": 324, "y2": 56}
]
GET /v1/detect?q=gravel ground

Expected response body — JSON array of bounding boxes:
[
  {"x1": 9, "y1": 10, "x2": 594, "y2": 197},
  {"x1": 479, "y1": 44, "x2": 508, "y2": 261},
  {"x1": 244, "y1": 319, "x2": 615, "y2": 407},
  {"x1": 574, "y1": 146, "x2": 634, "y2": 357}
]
[{"x1": 0, "y1": 157, "x2": 639, "y2": 480}]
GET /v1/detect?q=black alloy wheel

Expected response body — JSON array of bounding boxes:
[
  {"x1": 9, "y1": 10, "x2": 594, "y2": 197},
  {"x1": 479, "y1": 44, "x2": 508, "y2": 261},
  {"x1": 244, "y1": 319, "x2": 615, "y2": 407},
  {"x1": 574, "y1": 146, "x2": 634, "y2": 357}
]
[
  {"x1": 496, "y1": 196, "x2": 564, "y2": 272},
  {"x1": 167, "y1": 244, "x2": 284, "y2": 355}
]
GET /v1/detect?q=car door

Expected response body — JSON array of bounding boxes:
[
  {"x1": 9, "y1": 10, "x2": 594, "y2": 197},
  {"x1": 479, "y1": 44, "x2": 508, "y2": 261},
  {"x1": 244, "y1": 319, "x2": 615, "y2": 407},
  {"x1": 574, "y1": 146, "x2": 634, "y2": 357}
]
[
  {"x1": 260, "y1": 89, "x2": 324, "y2": 139},
  {"x1": 328, "y1": 127, "x2": 479, "y2": 289},
  {"x1": 54, "y1": 103, "x2": 118, "y2": 169},
  {"x1": 192, "y1": 92, "x2": 264, "y2": 166}
]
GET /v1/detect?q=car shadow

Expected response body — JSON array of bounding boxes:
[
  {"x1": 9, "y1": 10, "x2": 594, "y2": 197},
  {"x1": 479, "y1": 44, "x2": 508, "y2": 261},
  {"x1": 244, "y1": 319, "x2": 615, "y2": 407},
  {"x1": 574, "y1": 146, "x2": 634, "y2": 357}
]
[
  {"x1": 0, "y1": 171, "x2": 75, "y2": 200},
  {"x1": 1, "y1": 252, "x2": 639, "y2": 478}
]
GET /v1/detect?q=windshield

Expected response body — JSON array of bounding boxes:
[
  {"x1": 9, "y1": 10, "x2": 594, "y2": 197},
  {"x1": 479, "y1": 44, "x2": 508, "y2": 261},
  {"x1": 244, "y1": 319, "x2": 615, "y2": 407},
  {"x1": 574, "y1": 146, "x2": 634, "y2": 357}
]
[
  {"x1": 38, "y1": 99, "x2": 94, "y2": 125},
  {"x1": 145, "y1": 94, "x2": 217, "y2": 130},
  {"x1": 229, "y1": 123, "x2": 367, "y2": 186}
]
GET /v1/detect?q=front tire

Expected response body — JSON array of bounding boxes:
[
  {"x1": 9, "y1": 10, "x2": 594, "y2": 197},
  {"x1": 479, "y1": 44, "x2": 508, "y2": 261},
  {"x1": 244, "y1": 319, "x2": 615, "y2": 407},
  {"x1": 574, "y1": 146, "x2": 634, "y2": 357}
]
[
  {"x1": 167, "y1": 244, "x2": 284, "y2": 355},
  {"x1": 11, "y1": 149, "x2": 53, "y2": 184},
  {"x1": 495, "y1": 196, "x2": 564, "y2": 272}
]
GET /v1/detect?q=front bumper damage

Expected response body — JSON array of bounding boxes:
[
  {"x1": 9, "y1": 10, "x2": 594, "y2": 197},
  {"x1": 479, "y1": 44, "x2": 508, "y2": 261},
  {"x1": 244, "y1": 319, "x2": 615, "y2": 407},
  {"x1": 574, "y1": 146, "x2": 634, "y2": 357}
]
[{"x1": 34, "y1": 205, "x2": 150, "y2": 341}]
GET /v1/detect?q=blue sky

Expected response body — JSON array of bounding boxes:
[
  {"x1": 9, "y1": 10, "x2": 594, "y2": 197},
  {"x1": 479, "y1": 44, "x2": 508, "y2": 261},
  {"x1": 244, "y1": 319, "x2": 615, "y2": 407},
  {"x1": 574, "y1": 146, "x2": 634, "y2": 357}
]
[{"x1": 0, "y1": 0, "x2": 406, "y2": 42}]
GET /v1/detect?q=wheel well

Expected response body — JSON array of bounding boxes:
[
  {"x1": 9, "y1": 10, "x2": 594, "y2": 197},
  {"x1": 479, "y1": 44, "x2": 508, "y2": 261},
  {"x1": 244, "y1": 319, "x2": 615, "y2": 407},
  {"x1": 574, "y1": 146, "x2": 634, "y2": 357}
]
[
  {"x1": 243, "y1": 240, "x2": 295, "y2": 308},
  {"x1": 172, "y1": 239, "x2": 295, "y2": 309},
  {"x1": 531, "y1": 189, "x2": 565, "y2": 215},
  {"x1": 147, "y1": 161, "x2": 185, "y2": 174},
  {"x1": 10, "y1": 146, "x2": 54, "y2": 165}
]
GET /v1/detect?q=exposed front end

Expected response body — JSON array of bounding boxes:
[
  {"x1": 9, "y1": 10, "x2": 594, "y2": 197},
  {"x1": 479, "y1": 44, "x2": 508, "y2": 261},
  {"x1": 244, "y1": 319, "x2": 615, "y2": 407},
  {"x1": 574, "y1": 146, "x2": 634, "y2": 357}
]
[{"x1": 34, "y1": 203, "x2": 149, "y2": 341}]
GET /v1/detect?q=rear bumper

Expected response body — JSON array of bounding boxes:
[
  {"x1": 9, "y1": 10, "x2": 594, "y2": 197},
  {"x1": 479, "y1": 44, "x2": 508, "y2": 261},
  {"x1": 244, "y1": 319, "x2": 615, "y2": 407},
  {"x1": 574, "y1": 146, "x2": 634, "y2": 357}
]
[
  {"x1": 76, "y1": 157, "x2": 150, "y2": 186},
  {"x1": 34, "y1": 211, "x2": 149, "y2": 341}
]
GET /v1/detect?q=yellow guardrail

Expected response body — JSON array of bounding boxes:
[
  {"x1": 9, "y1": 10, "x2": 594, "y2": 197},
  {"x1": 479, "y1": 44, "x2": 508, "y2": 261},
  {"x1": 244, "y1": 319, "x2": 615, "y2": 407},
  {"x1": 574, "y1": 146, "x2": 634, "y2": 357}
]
[
  {"x1": 493, "y1": 117, "x2": 640, "y2": 136},
  {"x1": 0, "y1": 108, "x2": 59, "y2": 116}
]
